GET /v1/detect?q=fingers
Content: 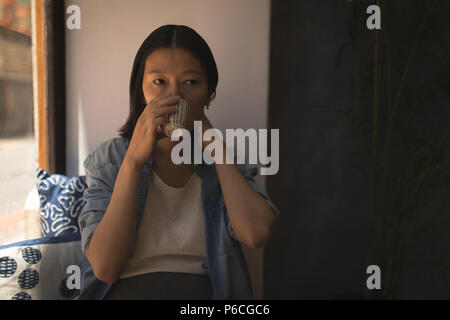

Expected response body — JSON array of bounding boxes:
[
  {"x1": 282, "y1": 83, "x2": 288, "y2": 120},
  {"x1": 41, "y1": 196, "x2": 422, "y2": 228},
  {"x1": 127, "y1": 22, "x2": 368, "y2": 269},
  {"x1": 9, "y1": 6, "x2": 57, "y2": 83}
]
[
  {"x1": 151, "y1": 114, "x2": 170, "y2": 127},
  {"x1": 150, "y1": 95, "x2": 181, "y2": 108},
  {"x1": 151, "y1": 106, "x2": 177, "y2": 134},
  {"x1": 139, "y1": 95, "x2": 181, "y2": 136},
  {"x1": 142, "y1": 95, "x2": 179, "y2": 120},
  {"x1": 152, "y1": 105, "x2": 177, "y2": 118}
]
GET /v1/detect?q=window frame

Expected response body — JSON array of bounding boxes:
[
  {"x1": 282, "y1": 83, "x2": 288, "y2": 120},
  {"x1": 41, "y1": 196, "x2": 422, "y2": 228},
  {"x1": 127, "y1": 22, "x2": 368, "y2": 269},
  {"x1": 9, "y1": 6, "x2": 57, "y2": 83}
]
[{"x1": 32, "y1": 0, "x2": 66, "y2": 174}]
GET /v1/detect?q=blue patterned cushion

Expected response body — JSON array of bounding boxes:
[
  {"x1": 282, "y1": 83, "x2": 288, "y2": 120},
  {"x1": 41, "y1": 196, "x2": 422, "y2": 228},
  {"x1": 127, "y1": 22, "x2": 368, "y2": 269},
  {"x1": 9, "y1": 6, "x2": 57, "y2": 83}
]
[{"x1": 36, "y1": 169, "x2": 87, "y2": 237}]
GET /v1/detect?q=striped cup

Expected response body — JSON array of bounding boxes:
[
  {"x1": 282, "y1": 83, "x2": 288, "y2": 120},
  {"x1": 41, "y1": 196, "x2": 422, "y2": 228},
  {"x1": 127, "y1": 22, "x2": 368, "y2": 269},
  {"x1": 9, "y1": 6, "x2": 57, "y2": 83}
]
[{"x1": 163, "y1": 98, "x2": 192, "y2": 138}]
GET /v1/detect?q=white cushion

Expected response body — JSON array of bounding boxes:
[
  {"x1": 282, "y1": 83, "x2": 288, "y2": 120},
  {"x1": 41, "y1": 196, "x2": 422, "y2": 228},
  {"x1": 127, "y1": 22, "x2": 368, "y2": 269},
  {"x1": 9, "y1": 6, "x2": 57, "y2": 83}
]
[{"x1": 0, "y1": 233, "x2": 82, "y2": 300}]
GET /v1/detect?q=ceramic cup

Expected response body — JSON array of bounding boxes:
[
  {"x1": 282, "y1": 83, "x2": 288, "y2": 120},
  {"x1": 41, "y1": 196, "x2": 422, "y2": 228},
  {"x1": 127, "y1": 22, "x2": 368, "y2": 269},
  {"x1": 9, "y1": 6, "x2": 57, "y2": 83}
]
[{"x1": 163, "y1": 98, "x2": 192, "y2": 138}]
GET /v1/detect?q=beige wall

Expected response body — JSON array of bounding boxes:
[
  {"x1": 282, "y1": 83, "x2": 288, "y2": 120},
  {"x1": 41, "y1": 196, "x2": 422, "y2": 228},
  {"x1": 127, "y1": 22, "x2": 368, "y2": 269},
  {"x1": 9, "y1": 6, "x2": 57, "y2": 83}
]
[{"x1": 65, "y1": 0, "x2": 271, "y2": 299}]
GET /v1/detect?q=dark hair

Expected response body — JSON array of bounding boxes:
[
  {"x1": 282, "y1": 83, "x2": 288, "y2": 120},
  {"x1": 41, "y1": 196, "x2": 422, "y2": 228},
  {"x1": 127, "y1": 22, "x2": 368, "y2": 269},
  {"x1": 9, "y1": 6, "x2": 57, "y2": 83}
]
[{"x1": 119, "y1": 25, "x2": 219, "y2": 140}]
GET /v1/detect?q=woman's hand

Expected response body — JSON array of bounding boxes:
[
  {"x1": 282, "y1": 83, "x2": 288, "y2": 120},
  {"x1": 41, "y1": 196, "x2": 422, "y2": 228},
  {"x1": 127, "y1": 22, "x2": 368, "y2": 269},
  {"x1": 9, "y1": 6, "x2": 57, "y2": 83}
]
[
  {"x1": 199, "y1": 112, "x2": 230, "y2": 162},
  {"x1": 200, "y1": 112, "x2": 214, "y2": 149},
  {"x1": 126, "y1": 95, "x2": 180, "y2": 167}
]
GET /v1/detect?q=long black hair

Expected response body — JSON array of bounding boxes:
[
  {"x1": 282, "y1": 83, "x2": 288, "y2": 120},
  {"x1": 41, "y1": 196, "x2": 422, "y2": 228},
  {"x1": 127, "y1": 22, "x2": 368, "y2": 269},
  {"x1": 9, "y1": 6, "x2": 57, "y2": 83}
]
[{"x1": 119, "y1": 25, "x2": 219, "y2": 140}]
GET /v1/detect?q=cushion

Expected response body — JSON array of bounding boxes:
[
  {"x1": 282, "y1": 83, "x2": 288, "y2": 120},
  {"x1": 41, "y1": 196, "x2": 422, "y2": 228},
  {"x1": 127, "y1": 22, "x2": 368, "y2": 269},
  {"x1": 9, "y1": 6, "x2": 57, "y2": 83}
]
[
  {"x1": 0, "y1": 233, "x2": 83, "y2": 300},
  {"x1": 36, "y1": 169, "x2": 87, "y2": 238}
]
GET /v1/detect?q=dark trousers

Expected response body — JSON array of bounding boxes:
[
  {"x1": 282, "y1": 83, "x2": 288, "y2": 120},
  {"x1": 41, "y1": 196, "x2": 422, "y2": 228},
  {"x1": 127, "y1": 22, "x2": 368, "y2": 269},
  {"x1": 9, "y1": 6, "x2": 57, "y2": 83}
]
[{"x1": 103, "y1": 272, "x2": 212, "y2": 300}]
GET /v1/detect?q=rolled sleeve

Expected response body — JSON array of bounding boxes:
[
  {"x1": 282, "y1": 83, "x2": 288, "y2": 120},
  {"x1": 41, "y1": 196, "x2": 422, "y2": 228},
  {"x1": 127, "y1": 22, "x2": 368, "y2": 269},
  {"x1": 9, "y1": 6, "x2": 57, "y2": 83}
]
[
  {"x1": 78, "y1": 158, "x2": 115, "y2": 254},
  {"x1": 242, "y1": 164, "x2": 281, "y2": 217},
  {"x1": 227, "y1": 163, "x2": 281, "y2": 242}
]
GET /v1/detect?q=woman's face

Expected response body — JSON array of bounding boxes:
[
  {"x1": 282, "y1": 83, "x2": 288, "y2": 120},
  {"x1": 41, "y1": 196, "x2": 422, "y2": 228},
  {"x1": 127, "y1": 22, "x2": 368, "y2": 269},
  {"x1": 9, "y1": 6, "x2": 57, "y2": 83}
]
[{"x1": 141, "y1": 47, "x2": 211, "y2": 131}]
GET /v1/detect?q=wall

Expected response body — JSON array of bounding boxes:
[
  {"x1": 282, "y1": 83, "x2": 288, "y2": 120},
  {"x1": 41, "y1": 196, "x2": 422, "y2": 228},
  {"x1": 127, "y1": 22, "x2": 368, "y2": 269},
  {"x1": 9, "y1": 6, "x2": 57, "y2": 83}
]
[
  {"x1": 65, "y1": 0, "x2": 272, "y2": 299},
  {"x1": 265, "y1": 0, "x2": 450, "y2": 299},
  {"x1": 265, "y1": 0, "x2": 367, "y2": 299}
]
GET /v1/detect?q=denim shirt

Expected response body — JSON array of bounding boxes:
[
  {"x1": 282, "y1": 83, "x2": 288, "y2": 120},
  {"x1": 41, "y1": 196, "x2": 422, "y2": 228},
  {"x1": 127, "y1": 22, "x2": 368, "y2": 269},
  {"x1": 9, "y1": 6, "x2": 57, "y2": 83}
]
[{"x1": 77, "y1": 137, "x2": 280, "y2": 299}]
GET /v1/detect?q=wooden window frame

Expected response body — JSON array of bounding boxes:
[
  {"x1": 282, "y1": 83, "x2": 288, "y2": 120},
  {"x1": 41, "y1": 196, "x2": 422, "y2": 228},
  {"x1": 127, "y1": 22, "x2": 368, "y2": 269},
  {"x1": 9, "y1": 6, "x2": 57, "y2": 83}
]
[{"x1": 32, "y1": 0, "x2": 66, "y2": 174}]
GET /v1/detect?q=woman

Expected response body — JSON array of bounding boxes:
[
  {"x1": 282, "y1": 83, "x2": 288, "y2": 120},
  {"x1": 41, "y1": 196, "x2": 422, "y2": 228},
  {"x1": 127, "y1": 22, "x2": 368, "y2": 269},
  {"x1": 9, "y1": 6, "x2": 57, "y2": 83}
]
[{"x1": 77, "y1": 25, "x2": 280, "y2": 300}]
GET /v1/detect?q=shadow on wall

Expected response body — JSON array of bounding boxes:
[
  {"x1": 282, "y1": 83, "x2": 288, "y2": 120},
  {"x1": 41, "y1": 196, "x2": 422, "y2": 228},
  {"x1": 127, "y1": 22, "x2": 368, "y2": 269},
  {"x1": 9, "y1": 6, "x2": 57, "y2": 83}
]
[{"x1": 265, "y1": 0, "x2": 450, "y2": 299}]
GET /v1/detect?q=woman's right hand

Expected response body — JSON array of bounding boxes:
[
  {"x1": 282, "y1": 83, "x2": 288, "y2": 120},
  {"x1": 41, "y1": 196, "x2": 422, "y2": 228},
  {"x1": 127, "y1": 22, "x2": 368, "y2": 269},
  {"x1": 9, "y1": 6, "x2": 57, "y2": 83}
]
[{"x1": 126, "y1": 94, "x2": 180, "y2": 167}]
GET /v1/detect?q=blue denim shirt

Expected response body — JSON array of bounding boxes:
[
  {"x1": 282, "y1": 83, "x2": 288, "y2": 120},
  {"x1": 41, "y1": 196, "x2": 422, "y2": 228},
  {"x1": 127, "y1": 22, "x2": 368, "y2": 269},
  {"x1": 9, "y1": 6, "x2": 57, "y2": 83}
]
[{"x1": 77, "y1": 137, "x2": 280, "y2": 299}]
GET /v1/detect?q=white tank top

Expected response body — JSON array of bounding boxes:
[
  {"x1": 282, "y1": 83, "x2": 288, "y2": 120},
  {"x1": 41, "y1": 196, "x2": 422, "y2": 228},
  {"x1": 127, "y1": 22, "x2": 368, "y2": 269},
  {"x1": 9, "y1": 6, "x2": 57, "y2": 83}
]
[{"x1": 119, "y1": 168, "x2": 208, "y2": 279}]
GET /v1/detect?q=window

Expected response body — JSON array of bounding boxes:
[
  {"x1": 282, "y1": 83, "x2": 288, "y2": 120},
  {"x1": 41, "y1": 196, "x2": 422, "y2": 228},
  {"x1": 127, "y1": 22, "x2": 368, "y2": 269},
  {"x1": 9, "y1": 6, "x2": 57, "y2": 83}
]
[
  {"x1": 0, "y1": 0, "x2": 66, "y2": 244},
  {"x1": 0, "y1": 0, "x2": 36, "y2": 235}
]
